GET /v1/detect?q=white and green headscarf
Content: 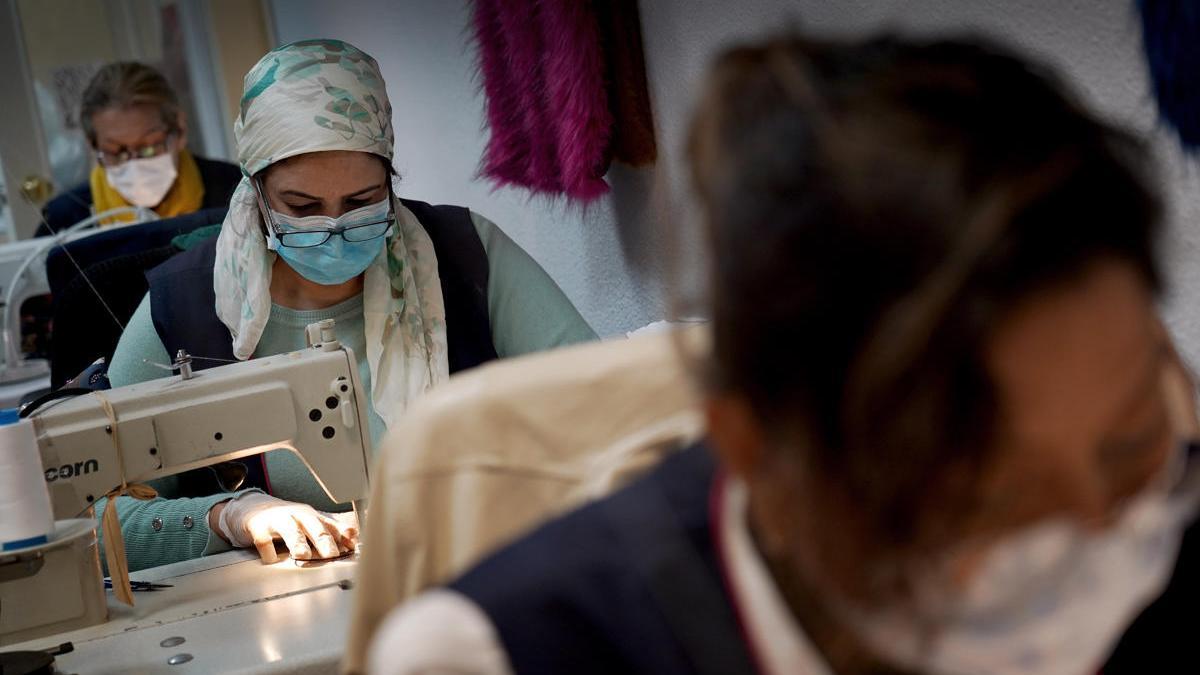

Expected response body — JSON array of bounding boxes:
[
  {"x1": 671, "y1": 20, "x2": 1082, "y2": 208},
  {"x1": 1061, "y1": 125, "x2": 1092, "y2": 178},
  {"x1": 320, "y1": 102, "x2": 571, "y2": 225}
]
[{"x1": 215, "y1": 39, "x2": 448, "y2": 430}]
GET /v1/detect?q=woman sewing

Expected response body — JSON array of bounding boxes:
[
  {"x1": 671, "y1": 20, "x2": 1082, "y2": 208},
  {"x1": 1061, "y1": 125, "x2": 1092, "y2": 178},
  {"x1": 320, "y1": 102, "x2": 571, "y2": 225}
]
[{"x1": 102, "y1": 40, "x2": 597, "y2": 570}]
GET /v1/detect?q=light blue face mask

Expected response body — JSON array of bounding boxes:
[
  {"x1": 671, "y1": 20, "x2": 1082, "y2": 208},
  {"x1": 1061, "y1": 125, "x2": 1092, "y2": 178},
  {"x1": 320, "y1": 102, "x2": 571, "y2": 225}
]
[{"x1": 263, "y1": 198, "x2": 392, "y2": 286}]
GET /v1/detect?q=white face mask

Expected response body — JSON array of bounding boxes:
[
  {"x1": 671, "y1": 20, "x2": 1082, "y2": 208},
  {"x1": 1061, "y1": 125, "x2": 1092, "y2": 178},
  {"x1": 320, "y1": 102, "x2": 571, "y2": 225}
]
[
  {"x1": 103, "y1": 151, "x2": 178, "y2": 207},
  {"x1": 841, "y1": 443, "x2": 1199, "y2": 675}
]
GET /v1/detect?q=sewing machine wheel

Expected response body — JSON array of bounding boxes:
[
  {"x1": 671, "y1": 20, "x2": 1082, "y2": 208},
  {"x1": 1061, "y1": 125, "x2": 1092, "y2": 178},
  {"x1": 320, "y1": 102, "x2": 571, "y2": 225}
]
[{"x1": 0, "y1": 650, "x2": 55, "y2": 675}]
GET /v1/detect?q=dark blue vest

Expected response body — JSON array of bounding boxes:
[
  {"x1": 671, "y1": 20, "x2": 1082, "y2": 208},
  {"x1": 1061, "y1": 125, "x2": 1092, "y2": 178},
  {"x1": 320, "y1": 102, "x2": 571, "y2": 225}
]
[
  {"x1": 448, "y1": 443, "x2": 760, "y2": 675},
  {"x1": 445, "y1": 441, "x2": 1194, "y2": 675},
  {"x1": 145, "y1": 198, "x2": 498, "y2": 374}
]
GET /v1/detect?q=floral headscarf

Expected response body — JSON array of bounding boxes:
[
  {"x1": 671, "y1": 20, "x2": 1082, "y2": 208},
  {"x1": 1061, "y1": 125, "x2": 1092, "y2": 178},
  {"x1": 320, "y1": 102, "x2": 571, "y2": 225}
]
[{"x1": 215, "y1": 39, "x2": 448, "y2": 430}]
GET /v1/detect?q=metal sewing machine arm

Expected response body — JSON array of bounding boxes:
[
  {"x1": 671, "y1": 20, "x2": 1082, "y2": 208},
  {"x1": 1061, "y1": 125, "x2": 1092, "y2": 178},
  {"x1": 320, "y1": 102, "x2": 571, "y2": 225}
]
[
  {"x1": 0, "y1": 206, "x2": 155, "y2": 385},
  {"x1": 30, "y1": 320, "x2": 372, "y2": 519}
]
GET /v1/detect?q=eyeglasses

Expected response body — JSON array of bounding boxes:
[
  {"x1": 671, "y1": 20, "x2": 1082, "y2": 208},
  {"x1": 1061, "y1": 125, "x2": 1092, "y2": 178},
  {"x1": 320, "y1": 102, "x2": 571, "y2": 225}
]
[
  {"x1": 95, "y1": 131, "x2": 176, "y2": 167},
  {"x1": 272, "y1": 218, "x2": 393, "y2": 248},
  {"x1": 255, "y1": 178, "x2": 394, "y2": 248}
]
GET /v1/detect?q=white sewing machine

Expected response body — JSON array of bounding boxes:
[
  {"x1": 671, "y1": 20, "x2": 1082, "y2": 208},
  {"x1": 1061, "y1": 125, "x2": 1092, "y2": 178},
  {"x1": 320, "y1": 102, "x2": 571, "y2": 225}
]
[
  {"x1": 0, "y1": 236, "x2": 61, "y2": 390},
  {"x1": 0, "y1": 320, "x2": 372, "y2": 672},
  {"x1": 0, "y1": 206, "x2": 155, "y2": 403}
]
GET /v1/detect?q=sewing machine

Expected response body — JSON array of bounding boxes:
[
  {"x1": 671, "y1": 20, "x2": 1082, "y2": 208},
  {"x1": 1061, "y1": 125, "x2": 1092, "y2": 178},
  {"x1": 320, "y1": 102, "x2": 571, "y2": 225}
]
[
  {"x1": 0, "y1": 319, "x2": 372, "y2": 658},
  {"x1": 0, "y1": 206, "x2": 155, "y2": 403},
  {"x1": 0, "y1": 236, "x2": 58, "y2": 388}
]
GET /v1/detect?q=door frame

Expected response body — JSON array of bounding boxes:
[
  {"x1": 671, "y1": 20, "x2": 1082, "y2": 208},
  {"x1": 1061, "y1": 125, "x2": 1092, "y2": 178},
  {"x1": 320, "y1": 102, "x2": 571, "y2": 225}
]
[{"x1": 0, "y1": 0, "x2": 53, "y2": 241}]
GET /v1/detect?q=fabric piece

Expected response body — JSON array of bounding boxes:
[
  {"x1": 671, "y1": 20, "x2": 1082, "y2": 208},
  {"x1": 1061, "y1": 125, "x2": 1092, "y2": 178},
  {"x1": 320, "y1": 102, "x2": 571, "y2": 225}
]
[
  {"x1": 471, "y1": 0, "x2": 656, "y2": 201},
  {"x1": 343, "y1": 328, "x2": 705, "y2": 673},
  {"x1": 217, "y1": 38, "x2": 448, "y2": 431},
  {"x1": 88, "y1": 148, "x2": 205, "y2": 224}
]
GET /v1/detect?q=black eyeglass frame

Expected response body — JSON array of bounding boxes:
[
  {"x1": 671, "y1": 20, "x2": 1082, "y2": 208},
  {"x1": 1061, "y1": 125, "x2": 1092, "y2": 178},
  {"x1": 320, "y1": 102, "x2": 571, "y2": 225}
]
[{"x1": 253, "y1": 177, "x2": 395, "y2": 249}]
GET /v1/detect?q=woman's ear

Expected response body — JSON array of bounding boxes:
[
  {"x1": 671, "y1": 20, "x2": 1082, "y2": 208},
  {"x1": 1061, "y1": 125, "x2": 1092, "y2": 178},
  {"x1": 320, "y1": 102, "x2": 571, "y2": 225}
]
[{"x1": 705, "y1": 393, "x2": 768, "y2": 479}]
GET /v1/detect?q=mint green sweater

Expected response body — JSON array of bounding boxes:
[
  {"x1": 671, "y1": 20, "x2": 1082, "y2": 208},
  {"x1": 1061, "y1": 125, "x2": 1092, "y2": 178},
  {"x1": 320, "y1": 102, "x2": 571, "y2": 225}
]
[{"x1": 100, "y1": 213, "x2": 596, "y2": 572}]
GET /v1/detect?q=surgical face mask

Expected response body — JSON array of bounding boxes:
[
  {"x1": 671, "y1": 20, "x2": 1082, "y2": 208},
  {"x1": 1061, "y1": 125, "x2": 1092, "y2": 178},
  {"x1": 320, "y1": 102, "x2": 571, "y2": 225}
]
[
  {"x1": 103, "y1": 151, "x2": 177, "y2": 207},
  {"x1": 839, "y1": 442, "x2": 1200, "y2": 675},
  {"x1": 263, "y1": 199, "x2": 392, "y2": 286}
]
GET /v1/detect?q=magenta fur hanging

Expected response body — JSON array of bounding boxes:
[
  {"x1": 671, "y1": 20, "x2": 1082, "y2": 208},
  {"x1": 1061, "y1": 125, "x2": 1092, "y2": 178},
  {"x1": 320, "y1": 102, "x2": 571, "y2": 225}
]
[{"x1": 472, "y1": 0, "x2": 620, "y2": 202}]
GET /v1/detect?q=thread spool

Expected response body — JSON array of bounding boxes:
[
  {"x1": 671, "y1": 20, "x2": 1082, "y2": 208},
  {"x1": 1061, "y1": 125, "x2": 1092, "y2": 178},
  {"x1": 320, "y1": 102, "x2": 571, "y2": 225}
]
[{"x1": 0, "y1": 407, "x2": 54, "y2": 550}]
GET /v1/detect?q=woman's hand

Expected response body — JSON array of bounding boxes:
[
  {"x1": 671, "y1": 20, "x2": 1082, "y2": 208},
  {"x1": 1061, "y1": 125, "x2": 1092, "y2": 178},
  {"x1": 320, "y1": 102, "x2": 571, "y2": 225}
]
[{"x1": 210, "y1": 492, "x2": 359, "y2": 564}]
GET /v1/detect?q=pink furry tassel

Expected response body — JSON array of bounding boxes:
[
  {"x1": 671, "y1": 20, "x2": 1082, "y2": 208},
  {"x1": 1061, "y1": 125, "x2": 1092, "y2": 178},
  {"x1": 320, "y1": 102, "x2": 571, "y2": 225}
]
[{"x1": 472, "y1": 0, "x2": 616, "y2": 202}]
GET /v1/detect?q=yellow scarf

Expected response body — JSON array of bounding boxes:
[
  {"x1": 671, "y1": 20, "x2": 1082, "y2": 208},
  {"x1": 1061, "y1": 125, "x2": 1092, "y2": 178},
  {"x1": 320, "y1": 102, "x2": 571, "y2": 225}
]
[{"x1": 88, "y1": 149, "x2": 205, "y2": 225}]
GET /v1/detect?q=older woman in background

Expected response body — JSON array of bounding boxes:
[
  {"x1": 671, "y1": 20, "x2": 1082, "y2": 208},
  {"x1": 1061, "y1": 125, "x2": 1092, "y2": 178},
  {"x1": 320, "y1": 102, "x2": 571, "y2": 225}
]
[{"x1": 41, "y1": 61, "x2": 240, "y2": 233}]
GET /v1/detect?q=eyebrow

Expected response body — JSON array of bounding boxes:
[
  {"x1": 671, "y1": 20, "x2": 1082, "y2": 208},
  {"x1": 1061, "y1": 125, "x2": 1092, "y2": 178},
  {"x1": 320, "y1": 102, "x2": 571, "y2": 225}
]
[
  {"x1": 138, "y1": 126, "x2": 169, "y2": 141},
  {"x1": 278, "y1": 190, "x2": 324, "y2": 201},
  {"x1": 278, "y1": 183, "x2": 385, "y2": 202},
  {"x1": 101, "y1": 127, "x2": 169, "y2": 151}
]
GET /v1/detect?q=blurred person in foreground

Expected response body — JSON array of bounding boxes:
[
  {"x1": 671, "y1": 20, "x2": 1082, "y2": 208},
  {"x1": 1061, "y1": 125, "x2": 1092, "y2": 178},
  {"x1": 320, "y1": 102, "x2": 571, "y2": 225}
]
[{"x1": 366, "y1": 32, "x2": 1199, "y2": 675}]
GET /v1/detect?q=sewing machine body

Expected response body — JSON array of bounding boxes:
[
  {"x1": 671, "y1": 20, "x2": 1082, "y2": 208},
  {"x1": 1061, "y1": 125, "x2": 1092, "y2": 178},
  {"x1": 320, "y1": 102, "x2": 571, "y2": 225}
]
[
  {"x1": 34, "y1": 339, "x2": 372, "y2": 520},
  {"x1": 1, "y1": 324, "x2": 372, "y2": 647},
  {"x1": 0, "y1": 237, "x2": 54, "y2": 385},
  {"x1": 0, "y1": 208, "x2": 155, "y2": 390},
  {"x1": 0, "y1": 237, "x2": 50, "y2": 316}
]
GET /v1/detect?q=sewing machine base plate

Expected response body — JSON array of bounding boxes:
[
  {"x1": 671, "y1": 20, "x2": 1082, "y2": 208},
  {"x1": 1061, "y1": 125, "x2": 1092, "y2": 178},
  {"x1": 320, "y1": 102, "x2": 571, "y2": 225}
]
[{"x1": 5, "y1": 548, "x2": 358, "y2": 674}]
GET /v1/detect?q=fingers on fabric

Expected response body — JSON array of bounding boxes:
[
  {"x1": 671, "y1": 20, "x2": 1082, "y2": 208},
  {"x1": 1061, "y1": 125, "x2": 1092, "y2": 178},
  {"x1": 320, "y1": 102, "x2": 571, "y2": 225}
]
[
  {"x1": 311, "y1": 512, "x2": 357, "y2": 558},
  {"x1": 329, "y1": 512, "x2": 360, "y2": 552},
  {"x1": 247, "y1": 519, "x2": 281, "y2": 564},
  {"x1": 278, "y1": 515, "x2": 314, "y2": 560},
  {"x1": 244, "y1": 504, "x2": 359, "y2": 563},
  {"x1": 244, "y1": 505, "x2": 311, "y2": 562},
  {"x1": 294, "y1": 510, "x2": 340, "y2": 559}
]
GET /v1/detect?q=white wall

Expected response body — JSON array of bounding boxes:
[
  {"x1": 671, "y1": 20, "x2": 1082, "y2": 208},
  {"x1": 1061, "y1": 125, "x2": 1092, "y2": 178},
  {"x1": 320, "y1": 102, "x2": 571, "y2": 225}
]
[{"x1": 268, "y1": 0, "x2": 1200, "y2": 360}]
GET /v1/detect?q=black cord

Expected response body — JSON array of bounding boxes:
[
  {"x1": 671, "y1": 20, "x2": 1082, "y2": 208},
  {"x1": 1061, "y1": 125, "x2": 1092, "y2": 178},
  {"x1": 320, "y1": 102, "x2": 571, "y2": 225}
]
[{"x1": 19, "y1": 387, "x2": 92, "y2": 418}]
